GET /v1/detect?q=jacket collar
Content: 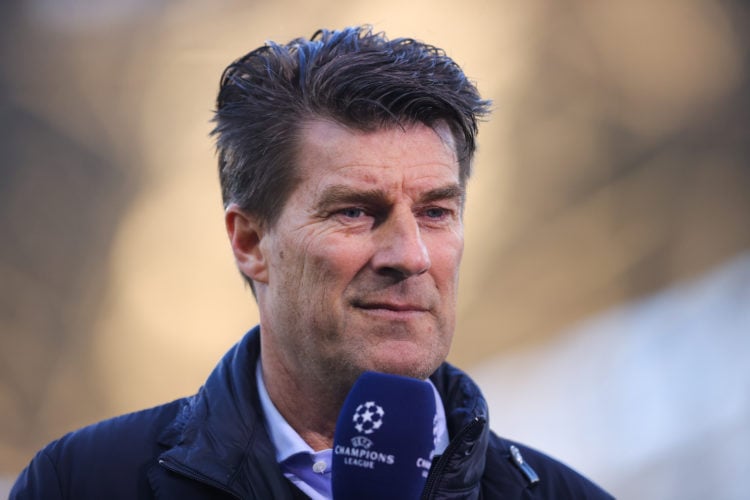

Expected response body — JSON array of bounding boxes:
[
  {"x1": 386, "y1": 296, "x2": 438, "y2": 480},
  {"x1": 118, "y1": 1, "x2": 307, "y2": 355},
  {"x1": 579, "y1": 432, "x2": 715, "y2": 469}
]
[{"x1": 427, "y1": 362, "x2": 491, "y2": 496}]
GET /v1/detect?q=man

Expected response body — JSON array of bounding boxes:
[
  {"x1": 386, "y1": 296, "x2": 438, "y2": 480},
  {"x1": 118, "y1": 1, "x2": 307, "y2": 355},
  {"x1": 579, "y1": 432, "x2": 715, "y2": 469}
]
[{"x1": 12, "y1": 26, "x2": 613, "y2": 499}]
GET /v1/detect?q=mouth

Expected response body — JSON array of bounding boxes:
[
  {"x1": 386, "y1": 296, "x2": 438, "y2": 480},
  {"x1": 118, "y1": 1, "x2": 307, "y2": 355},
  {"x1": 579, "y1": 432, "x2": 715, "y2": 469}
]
[
  {"x1": 352, "y1": 300, "x2": 430, "y2": 317},
  {"x1": 353, "y1": 298, "x2": 428, "y2": 310}
]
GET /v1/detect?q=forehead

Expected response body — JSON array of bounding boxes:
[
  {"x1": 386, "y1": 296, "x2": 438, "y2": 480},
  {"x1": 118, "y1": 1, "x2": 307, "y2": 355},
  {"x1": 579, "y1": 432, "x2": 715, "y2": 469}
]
[{"x1": 293, "y1": 119, "x2": 460, "y2": 191}]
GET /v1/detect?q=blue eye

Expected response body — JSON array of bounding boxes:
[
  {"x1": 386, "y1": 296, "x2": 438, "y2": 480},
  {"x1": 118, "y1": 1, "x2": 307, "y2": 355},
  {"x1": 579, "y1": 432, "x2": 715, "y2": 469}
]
[
  {"x1": 339, "y1": 207, "x2": 366, "y2": 218},
  {"x1": 424, "y1": 207, "x2": 447, "y2": 219}
]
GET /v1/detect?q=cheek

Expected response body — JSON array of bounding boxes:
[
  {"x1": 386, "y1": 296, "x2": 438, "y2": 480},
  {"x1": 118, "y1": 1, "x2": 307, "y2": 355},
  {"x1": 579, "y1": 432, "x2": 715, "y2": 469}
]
[
  {"x1": 269, "y1": 243, "x2": 359, "y2": 310},
  {"x1": 429, "y1": 236, "x2": 464, "y2": 285},
  {"x1": 307, "y1": 235, "x2": 371, "y2": 278}
]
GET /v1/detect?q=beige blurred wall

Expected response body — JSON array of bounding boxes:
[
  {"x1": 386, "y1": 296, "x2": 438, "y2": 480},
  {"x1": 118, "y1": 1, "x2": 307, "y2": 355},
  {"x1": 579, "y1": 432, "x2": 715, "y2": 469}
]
[{"x1": 2, "y1": 0, "x2": 749, "y2": 496}]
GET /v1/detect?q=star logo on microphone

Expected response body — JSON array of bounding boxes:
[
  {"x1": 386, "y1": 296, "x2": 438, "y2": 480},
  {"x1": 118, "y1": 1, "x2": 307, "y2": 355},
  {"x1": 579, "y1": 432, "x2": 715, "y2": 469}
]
[{"x1": 352, "y1": 401, "x2": 385, "y2": 435}]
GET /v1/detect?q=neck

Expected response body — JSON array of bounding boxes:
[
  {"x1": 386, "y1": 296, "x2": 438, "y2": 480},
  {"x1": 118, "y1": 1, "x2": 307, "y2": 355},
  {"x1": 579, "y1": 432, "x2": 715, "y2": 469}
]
[{"x1": 259, "y1": 346, "x2": 351, "y2": 451}]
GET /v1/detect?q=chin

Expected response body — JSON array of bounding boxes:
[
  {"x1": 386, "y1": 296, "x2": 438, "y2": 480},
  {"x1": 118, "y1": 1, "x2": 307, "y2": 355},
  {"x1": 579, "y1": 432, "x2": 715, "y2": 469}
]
[{"x1": 365, "y1": 349, "x2": 445, "y2": 381}]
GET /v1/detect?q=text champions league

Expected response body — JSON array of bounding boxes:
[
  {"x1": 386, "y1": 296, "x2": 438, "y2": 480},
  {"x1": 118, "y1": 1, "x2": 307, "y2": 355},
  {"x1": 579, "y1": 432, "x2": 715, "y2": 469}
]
[
  {"x1": 334, "y1": 444, "x2": 395, "y2": 469},
  {"x1": 334, "y1": 442, "x2": 433, "y2": 475}
]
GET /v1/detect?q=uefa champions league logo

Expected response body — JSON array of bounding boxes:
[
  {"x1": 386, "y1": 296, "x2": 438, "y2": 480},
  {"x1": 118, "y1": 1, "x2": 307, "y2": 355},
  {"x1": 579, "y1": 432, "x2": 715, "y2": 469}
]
[
  {"x1": 336, "y1": 400, "x2": 394, "y2": 469},
  {"x1": 352, "y1": 401, "x2": 385, "y2": 435}
]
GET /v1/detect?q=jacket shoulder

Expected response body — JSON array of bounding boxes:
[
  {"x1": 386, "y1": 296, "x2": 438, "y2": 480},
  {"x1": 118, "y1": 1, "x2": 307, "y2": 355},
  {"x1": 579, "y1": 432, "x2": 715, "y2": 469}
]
[
  {"x1": 11, "y1": 398, "x2": 187, "y2": 500},
  {"x1": 483, "y1": 432, "x2": 614, "y2": 499}
]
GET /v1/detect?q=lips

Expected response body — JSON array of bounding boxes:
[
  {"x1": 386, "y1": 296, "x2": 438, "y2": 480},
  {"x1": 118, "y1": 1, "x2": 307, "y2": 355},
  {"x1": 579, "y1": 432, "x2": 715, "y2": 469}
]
[{"x1": 352, "y1": 300, "x2": 429, "y2": 313}]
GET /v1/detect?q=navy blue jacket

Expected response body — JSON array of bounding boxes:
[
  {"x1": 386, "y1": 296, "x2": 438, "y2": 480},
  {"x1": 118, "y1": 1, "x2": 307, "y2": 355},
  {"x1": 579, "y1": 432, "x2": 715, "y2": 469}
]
[{"x1": 11, "y1": 327, "x2": 613, "y2": 499}]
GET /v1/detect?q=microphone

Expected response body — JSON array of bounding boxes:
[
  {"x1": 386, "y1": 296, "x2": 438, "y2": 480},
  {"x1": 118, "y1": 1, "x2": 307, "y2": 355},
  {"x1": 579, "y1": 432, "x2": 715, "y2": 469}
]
[{"x1": 332, "y1": 371, "x2": 437, "y2": 500}]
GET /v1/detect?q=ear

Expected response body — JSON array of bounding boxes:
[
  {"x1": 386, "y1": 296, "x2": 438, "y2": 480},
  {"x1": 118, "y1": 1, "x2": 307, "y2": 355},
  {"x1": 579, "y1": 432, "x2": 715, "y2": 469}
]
[{"x1": 225, "y1": 203, "x2": 269, "y2": 284}]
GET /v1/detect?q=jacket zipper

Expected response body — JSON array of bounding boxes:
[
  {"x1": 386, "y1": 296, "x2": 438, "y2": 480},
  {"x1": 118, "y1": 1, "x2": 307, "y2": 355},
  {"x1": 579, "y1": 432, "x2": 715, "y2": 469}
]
[
  {"x1": 158, "y1": 457, "x2": 242, "y2": 499},
  {"x1": 420, "y1": 416, "x2": 486, "y2": 500}
]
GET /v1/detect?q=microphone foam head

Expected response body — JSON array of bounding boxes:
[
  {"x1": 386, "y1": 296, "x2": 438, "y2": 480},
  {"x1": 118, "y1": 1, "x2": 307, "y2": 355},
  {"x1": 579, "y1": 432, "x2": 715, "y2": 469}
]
[{"x1": 332, "y1": 371, "x2": 437, "y2": 500}]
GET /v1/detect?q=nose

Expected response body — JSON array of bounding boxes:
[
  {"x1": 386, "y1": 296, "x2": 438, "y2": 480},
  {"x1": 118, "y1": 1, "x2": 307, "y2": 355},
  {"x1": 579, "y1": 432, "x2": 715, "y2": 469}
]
[{"x1": 371, "y1": 207, "x2": 431, "y2": 278}]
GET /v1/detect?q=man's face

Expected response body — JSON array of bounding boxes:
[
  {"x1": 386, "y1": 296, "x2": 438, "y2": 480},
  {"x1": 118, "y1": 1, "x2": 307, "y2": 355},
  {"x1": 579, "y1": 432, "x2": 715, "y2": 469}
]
[{"x1": 255, "y1": 119, "x2": 464, "y2": 386}]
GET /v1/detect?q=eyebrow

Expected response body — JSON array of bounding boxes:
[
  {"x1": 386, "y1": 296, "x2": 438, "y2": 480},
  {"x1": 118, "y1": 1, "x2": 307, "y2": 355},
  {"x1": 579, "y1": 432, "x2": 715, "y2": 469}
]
[
  {"x1": 420, "y1": 184, "x2": 465, "y2": 205},
  {"x1": 316, "y1": 183, "x2": 465, "y2": 211}
]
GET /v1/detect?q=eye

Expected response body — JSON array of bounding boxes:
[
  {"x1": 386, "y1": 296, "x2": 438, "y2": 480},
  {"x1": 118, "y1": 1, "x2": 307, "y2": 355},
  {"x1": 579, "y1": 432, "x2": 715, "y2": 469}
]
[
  {"x1": 423, "y1": 207, "x2": 449, "y2": 219},
  {"x1": 337, "y1": 207, "x2": 366, "y2": 219}
]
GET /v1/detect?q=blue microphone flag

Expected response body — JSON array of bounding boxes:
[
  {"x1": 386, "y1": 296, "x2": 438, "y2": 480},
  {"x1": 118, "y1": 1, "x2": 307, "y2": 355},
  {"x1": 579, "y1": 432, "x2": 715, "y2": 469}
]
[{"x1": 332, "y1": 371, "x2": 437, "y2": 500}]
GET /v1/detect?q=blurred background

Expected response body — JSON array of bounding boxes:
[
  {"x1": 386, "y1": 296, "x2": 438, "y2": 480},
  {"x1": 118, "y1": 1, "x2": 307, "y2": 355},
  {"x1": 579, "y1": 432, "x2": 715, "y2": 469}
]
[{"x1": 1, "y1": 0, "x2": 749, "y2": 498}]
